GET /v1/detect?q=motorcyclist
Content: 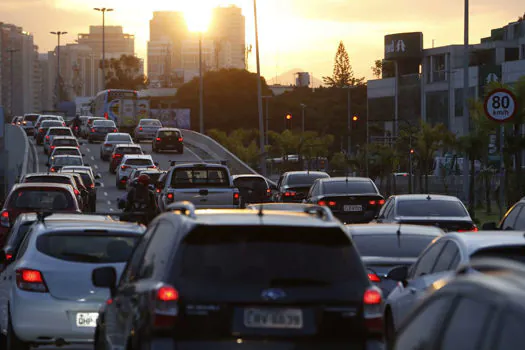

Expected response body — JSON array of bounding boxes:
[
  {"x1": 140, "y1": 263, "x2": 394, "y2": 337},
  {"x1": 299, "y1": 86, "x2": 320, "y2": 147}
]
[
  {"x1": 72, "y1": 114, "x2": 81, "y2": 136},
  {"x1": 124, "y1": 174, "x2": 157, "y2": 224}
]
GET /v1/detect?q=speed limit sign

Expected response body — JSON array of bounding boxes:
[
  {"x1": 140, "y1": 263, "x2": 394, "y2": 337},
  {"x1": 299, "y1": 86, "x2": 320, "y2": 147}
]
[{"x1": 484, "y1": 88, "x2": 517, "y2": 123}]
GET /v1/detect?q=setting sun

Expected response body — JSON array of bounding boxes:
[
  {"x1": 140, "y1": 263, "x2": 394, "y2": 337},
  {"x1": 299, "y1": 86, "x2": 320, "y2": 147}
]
[{"x1": 182, "y1": 4, "x2": 212, "y2": 32}]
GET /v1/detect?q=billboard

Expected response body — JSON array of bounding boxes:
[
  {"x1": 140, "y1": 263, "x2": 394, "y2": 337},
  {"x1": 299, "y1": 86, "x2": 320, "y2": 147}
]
[
  {"x1": 150, "y1": 108, "x2": 191, "y2": 129},
  {"x1": 385, "y1": 32, "x2": 423, "y2": 60}
]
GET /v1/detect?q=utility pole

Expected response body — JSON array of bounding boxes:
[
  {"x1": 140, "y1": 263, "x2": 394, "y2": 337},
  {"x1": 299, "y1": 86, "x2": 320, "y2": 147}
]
[
  {"x1": 50, "y1": 31, "x2": 68, "y2": 106},
  {"x1": 199, "y1": 32, "x2": 204, "y2": 134},
  {"x1": 300, "y1": 103, "x2": 306, "y2": 135},
  {"x1": 254, "y1": 0, "x2": 266, "y2": 176},
  {"x1": 94, "y1": 7, "x2": 113, "y2": 90},
  {"x1": 462, "y1": 0, "x2": 470, "y2": 204},
  {"x1": 6, "y1": 48, "x2": 19, "y2": 116},
  {"x1": 263, "y1": 96, "x2": 271, "y2": 146}
]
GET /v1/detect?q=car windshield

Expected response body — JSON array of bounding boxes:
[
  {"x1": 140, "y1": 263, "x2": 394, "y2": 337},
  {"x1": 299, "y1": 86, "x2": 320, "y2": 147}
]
[
  {"x1": 397, "y1": 200, "x2": 468, "y2": 217},
  {"x1": 94, "y1": 120, "x2": 116, "y2": 127},
  {"x1": 9, "y1": 189, "x2": 74, "y2": 210},
  {"x1": 322, "y1": 181, "x2": 377, "y2": 194},
  {"x1": 140, "y1": 120, "x2": 162, "y2": 126},
  {"x1": 288, "y1": 174, "x2": 329, "y2": 186},
  {"x1": 159, "y1": 130, "x2": 181, "y2": 137},
  {"x1": 108, "y1": 135, "x2": 132, "y2": 142},
  {"x1": 171, "y1": 168, "x2": 229, "y2": 188},
  {"x1": 50, "y1": 129, "x2": 72, "y2": 136},
  {"x1": 53, "y1": 157, "x2": 83, "y2": 166},
  {"x1": 116, "y1": 147, "x2": 142, "y2": 154},
  {"x1": 36, "y1": 234, "x2": 139, "y2": 263},
  {"x1": 125, "y1": 158, "x2": 153, "y2": 166},
  {"x1": 352, "y1": 234, "x2": 437, "y2": 258},
  {"x1": 173, "y1": 226, "x2": 367, "y2": 287},
  {"x1": 53, "y1": 139, "x2": 77, "y2": 146},
  {"x1": 24, "y1": 176, "x2": 71, "y2": 185}
]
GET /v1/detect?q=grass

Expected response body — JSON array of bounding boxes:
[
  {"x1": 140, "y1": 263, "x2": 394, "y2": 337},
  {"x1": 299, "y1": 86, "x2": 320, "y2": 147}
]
[{"x1": 472, "y1": 204, "x2": 503, "y2": 226}]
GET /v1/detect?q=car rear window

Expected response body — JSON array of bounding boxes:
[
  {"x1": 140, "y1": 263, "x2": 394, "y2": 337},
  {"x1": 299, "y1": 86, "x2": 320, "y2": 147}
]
[
  {"x1": 471, "y1": 246, "x2": 525, "y2": 264},
  {"x1": 24, "y1": 115, "x2": 39, "y2": 122},
  {"x1": 53, "y1": 149, "x2": 79, "y2": 156},
  {"x1": 9, "y1": 189, "x2": 74, "y2": 210},
  {"x1": 36, "y1": 234, "x2": 139, "y2": 263},
  {"x1": 87, "y1": 118, "x2": 102, "y2": 126},
  {"x1": 173, "y1": 226, "x2": 367, "y2": 286},
  {"x1": 288, "y1": 173, "x2": 329, "y2": 186},
  {"x1": 140, "y1": 120, "x2": 162, "y2": 126},
  {"x1": 159, "y1": 130, "x2": 181, "y2": 137},
  {"x1": 53, "y1": 139, "x2": 77, "y2": 146},
  {"x1": 94, "y1": 120, "x2": 116, "y2": 127},
  {"x1": 108, "y1": 134, "x2": 132, "y2": 142},
  {"x1": 171, "y1": 168, "x2": 229, "y2": 188},
  {"x1": 352, "y1": 234, "x2": 437, "y2": 258},
  {"x1": 234, "y1": 177, "x2": 268, "y2": 190},
  {"x1": 397, "y1": 200, "x2": 468, "y2": 217},
  {"x1": 125, "y1": 158, "x2": 153, "y2": 166},
  {"x1": 50, "y1": 128, "x2": 72, "y2": 136},
  {"x1": 24, "y1": 176, "x2": 71, "y2": 185},
  {"x1": 116, "y1": 147, "x2": 142, "y2": 154},
  {"x1": 323, "y1": 181, "x2": 377, "y2": 194},
  {"x1": 54, "y1": 157, "x2": 83, "y2": 166},
  {"x1": 41, "y1": 121, "x2": 63, "y2": 128},
  {"x1": 77, "y1": 173, "x2": 93, "y2": 187},
  {"x1": 142, "y1": 172, "x2": 162, "y2": 183}
]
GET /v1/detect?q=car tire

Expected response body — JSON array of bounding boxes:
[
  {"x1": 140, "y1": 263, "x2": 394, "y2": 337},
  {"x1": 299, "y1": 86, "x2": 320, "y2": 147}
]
[
  {"x1": 384, "y1": 309, "x2": 396, "y2": 350},
  {"x1": 7, "y1": 309, "x2": 29, "y2": 350}
]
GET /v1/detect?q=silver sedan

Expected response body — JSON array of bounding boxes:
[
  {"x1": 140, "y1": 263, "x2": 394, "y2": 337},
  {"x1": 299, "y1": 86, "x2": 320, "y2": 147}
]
[{"x1": 133, "y1": 119, "x2": 162, "y2": 141}]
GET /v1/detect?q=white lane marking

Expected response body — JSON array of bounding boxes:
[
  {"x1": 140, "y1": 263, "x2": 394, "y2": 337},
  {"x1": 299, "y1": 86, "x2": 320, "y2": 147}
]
[
  {"x1": 109, "y1": 208, "x2": 114, "y2": 212},
  {"x1": 100, "y1": 182, "x2": 105, "y2": 187},
  {"x1": 107, "y1": 200, "x2": 111, "y2": 205},
  {"x1": 90, "y1": 156, "x2": 95, "y2": 161},
  {"x1": 104, "y1": 192, "x2": 108, "y2": 197},
  {"x1": 185, "y1": 146, "x2": 203, "y2": 161},
  {"x1": 94, "y1": 165, "x2": 99, "y2": 169},
  {"x1": 86, "y1": 148, "x2": 91, "y2": 153}
]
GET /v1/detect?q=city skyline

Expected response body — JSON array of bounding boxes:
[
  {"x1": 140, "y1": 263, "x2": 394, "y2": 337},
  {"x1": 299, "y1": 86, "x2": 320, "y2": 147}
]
[{"x1": 3, "y1": 0, "x2": 524, "y2": 81}]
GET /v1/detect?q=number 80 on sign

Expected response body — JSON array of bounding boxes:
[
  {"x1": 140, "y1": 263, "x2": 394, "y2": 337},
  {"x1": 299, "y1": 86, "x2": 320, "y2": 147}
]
[{"x1": 483, "y1": 88, "x2": 517, "y2": 123}]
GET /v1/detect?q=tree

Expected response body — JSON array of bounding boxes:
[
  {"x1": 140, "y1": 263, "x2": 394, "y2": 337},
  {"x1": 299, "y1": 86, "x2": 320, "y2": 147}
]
[
  {"x1": 371, "y1": 60, "x2": 382, "y2": 79},
  {"x1": 103, "y1": 54, "x2": 148, "y2": 90},
  {"x1": 323, "y1": 41, "x2": 364, "y2": 87}
]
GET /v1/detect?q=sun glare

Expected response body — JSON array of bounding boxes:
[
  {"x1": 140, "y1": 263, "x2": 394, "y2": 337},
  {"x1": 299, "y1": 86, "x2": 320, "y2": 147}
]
[{"x1": 182, "y1": 4, "x2": 212, "y2": 32}]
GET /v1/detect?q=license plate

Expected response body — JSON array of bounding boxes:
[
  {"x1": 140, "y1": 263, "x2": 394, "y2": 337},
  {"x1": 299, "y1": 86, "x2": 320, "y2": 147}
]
[
  {"x1": 344, "y1": 205, "x2": 362, "y2": 212},
  {"x1": 244, "y1": 308, "x2": 303, "y2": 329},
  {"x1": 76, "y1": 312, "x2": 98, "y2": 327},
  {"x1": 165, "y1": 144, "x2": 175, "y2": 148}
]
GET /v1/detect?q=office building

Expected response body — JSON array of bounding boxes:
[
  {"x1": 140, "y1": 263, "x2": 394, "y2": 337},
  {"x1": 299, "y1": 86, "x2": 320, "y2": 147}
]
[
  {"x1": 209, "y1": 5, "x2": 245, "y2": 69},
  {"x1": 77, "y1": 26, "x2": 134, "y2": 58},
  {"x1": 367, "y1": 20, "x2": 525, "y2": 139}
]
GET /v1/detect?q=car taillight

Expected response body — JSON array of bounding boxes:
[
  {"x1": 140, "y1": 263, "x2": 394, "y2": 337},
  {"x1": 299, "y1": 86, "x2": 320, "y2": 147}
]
[
  {"x1": 104, "y1": 143, "x2": 110, "y2": 148},
  {"x1": 156, "y1": 188, "x2": 161, "y2": 193},
  {"x1": 91, "y1": 128, "x2": 96, "y2": 132},
  {"x1": 458, "y1": 225, "x2": 478, "y2": 232},
  {"x1": 266, "y1": 188, "x2": 271, "y2": 196},
  {"x1": 139, "y1": 127, "x2": 143, "y2": 131},
  {"x1": 167, "y1": 193, "x2": 174, "y2": 202},
  {"x1": 90, "y1": 183, "x2": 95, "y2": 189},
  {"x1": 233, "y1": 192, "x2": 240, "y2": 205},
  {"x1": 284, "y1": 191, "x2": 296, "y2": 197},
  {"x1": 16, "y1": 268, "x2": 48, "y2": 293},
  {"x1": 379, "y1": 199, "x2": 385, "y2": 205},
  {"x1": 63, "y1": 122, "x2": 66, "y2": 126},
  {"x1": 121, "y1": 165, "x2": 129, "y2": 170},
  {"x1": 113, "y1": 128, "x2": 118, "y2": 132},
  {"x1": 369, "y1": 199, "x2": 385, "y2": 205},
  {"x1": 46, "y1": 135, "x2": 50, "y2": 140},
  {"x1": 74, "y1": 189, "x2": 80, "y2": 196},
  {"x1": 156, "y1": 137, "x2": 161, "y2": 142},
  {"x1": 363, "y1": 286, "x2": 383, "y2": 335},
  {"x1": 39, "y1": 128, "x2": 44, "y2": 133},
  {"x1": 368, "y1": 273, "x2": 381, "y2": 283},
  {"x1": 0, "y1": 210, "x2": 10, "y2": 227},
  {"x1": 328, "y1": 201, "x2": 336, "y2": 207},
  {"x1": 113, "y1": 154, "x2": 122, "y2": 159},
  {"x1": 178, "y1": 137, "x2": 183, "y2": 142},
  {"x1": 50, "y1": 146, "x2": 55, "y2": 150},
  {"x1": 104, "y1": 112, "x2": 109, "y2": 120},
  {"x1": 50, "y1": 168, "x2": 56, "y2": 172},
  {"x1": 6, "y1": 253, "x2": 13, "y2": 261},
  {"x1": 153, "y1": 285, "x2": 179, "y2": 329}
]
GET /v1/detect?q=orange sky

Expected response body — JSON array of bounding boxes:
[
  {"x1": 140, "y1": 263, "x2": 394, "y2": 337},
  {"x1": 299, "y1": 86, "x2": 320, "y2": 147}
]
[{"x1": 3, "y1": 0, "x2": 524, "y2": 82}]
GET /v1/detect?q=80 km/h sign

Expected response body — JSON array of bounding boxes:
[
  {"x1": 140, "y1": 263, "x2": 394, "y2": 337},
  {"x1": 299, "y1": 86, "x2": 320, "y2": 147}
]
[{"x1": 484, "y1": 88, "x2": 517, "y2": 123}]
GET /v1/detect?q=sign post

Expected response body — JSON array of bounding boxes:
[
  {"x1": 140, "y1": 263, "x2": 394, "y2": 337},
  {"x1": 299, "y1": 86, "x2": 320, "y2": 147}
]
[{"x1": 484, "y1": 88, "x2": 517, "y2": 218}]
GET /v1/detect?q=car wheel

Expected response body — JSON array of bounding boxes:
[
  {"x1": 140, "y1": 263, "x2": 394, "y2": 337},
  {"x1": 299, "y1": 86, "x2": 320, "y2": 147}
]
[
  {"x1": 385, "y1": 309, "x2": 396, "y2": 350},
  {"x1": 7, "y1": 309, "x2": 29, "y2": 350}
]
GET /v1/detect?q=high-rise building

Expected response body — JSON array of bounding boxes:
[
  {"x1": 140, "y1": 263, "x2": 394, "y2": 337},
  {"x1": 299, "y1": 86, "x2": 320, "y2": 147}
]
[
  {"x1": 38, "y1": 53, "x2": 52, "y2": 111},
  {"x1": 77, "y1": 26, "x2": 134, "y2": 58},
  {"x1": 209, "y1": 5, "x2": 245, "y2": 70}
]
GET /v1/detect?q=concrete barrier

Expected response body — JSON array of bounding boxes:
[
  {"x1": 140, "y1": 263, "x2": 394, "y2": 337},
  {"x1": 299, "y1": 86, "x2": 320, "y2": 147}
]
[
  {"x1": 182, "y1": 129, "x2": 258, "y2": 175},
  {"x1": 3, "y1": 125, "x2": 28, "y2": 192}
]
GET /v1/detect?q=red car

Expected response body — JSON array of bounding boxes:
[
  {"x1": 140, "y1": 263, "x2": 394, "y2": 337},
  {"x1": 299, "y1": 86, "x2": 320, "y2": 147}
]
[{"x1": 0, "y1": 183, "x2": 81, "y2": 244}]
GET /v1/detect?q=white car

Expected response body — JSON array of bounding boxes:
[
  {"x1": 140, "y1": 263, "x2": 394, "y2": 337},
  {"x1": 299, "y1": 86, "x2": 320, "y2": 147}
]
[
  {"x1": 0, "y1": 217, "x2": 144, "y2": 348},
  {"x1": 44, "y1": 127, "x2": 75, "y2": 154},
  {"x1": 100, "y1": 133, "x2": 133, "y2": 161},
  {"x1": 21, "y1": 114, "x2": 40, "y2": 135},
  {"x1": 115, "y1": 154, "x2": 156, "y2": 189},
  {"x1": 49, "y1": 146, "x2": 83, "y2": 160}
]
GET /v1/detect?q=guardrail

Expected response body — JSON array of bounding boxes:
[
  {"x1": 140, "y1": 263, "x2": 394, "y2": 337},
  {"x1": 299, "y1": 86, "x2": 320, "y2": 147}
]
[
  {"x1": 3, "y1": 125, "x2": 29, "y2": 191},
  {"x1": 181, "y1": 129, "x2": 258, "y2": 175}
]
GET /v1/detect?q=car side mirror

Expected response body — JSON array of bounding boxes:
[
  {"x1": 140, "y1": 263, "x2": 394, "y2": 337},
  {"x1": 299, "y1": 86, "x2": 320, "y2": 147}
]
[
  {"x1": 82, "y1": 153, "x2": 86, "y2": 157},
  {"x1": 95, "y1": 182, "x2": 102, "y2": 187},
  {"x1": 84, "y1": 163, "x2": 90, "y2": 166},
  {"x1": 481, "y1": 222, "x2": 498, "y2": 230},
  {"x1": 92, "y1": 266, "x2": 117, "y2": 297},
  {"x1": 386, "y1": 265, "x2": 409, "y2": 285},
  {"x1": 45, "y1": 162, "x2": 50, "y2": 167}
]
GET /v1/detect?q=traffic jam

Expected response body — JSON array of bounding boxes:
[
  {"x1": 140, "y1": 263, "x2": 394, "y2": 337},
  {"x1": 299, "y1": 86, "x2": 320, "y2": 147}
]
[{"x1": 1, "y1": 113, "x2": 524, "y2": 350}]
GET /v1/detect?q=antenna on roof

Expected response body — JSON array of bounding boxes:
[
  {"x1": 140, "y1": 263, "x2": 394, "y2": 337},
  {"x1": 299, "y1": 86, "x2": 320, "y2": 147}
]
[
  {"x1": 426, "y1": 194, "x2": 431, "y2": 200},
  {"x1": 36, "y1": 211, "x2": 53, "y2": 223},
  {"x1": 396, "y1": 223, "x2": 402, "y2": 248}
]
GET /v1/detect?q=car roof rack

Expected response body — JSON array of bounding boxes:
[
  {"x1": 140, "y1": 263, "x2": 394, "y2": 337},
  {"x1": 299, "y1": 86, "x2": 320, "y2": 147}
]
[
  {"x1": 169, "y1": 160, "x2": 228, "y2": 167},
  {"x1": 167, "y1": 201, "x2": 196, "y2": 219}
]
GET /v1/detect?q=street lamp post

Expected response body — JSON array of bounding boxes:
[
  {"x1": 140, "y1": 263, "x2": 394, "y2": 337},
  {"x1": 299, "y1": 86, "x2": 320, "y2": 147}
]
[
  {"x1": 94, "y1": 8, "x2": 113, "y2": 90},
  {"x1": 462, "y1": 0, "x2": 471, "y2": 205},
  {"x1": 50, "y1": 31, "x2": 68, "y2": 106},
  {"x1": 6, "y1": 48, "x2": 19, "y2": 116},
  {"x1": 199, "y1": 32, "x2": 204, "y2": 134},
  {"x1": 262, "y1": 96, "x2": 271, "y2": 146},
  {"x1": 253, "y1": 0, "x2": 266, "y2": 176},
  {"x1": 300, "y1": 103, "x2": 306, "y2": 135}
]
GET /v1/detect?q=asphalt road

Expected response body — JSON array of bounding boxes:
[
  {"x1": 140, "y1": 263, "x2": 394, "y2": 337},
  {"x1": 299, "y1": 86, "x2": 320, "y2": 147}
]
[{"x1": 32, "y1": 136, "x2": 204, "y2": 213}]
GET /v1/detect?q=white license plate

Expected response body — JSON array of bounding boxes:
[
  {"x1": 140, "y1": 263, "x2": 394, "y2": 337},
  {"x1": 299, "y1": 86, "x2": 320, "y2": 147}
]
[
  {"x1": 344, "y1": 205, "x2": 362, "y2": 212},
  {"x1": 76, "y1": 312, "x2": 99, "y2": 327},
  {"x1": 244, "y1": 308, "x2": 303, "y2": 329}
]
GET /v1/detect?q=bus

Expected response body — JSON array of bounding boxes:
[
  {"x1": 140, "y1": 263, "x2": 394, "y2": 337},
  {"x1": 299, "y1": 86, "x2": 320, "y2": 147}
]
[{"x1": 91, "y1": 89, "x2": 138, "y2": 131}]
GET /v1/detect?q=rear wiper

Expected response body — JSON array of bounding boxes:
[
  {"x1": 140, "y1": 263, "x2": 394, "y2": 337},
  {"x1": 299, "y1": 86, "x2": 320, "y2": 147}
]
[
  {"x1": 59, "y1": 252, "x2": 102, "y2": 263},
  {"x1": 269, "y1": 278, "x2": 331, "y2": 287}
]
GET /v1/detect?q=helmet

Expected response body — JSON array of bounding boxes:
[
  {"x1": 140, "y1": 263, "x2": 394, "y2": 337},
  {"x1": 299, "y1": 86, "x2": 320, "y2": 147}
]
[{"x1": 137, "y1": 174, "x2": 150, "y2": 186}]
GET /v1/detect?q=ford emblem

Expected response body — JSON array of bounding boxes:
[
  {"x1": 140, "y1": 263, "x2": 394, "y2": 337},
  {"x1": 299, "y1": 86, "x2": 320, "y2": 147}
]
[{"x1": 261, "y1": 288, "x2": 286, "y2": 301}]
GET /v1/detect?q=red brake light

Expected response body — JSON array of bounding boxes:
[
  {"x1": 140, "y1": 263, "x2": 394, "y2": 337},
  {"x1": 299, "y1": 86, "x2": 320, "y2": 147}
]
[
  {"x1": 1, "y1": 211, "x2": 9, "y2": 219},
  {"x1": 39, "y1": 128, "x2": 44, "y2": 133},
  {"x1": 90, "y1": 183, "x2": 95, "y2": 189},
  {"x1": 157, "y1": 286, "x2": 179, "y2": 301},
  {"x1": 156, "y1": 137, "x2": 161, "y2": 141},
  {"x1": 16, "y1": 268, "x2": 48, "y2": 293},
  {"x1": 6, "y1": 253, "x2": 13, "y2": 261},
  {"x1": 113, "y1": 128, "x2": 118, "y2": 132},
  {"x1": 50, "y1": 168, "x2": 56, "y2": 172},
  {"x1": 328, "y1": 201, "x2": 336, "y2": 207},
  {"x1": 50, "y1": 146, "x2": 55, "y2": 150},
  {"x1": 104, "y1": 112, "x2": 109, "y2": 120},
  {"x1": 284, "y1": 191, "x2": 296, "y2": 197},
  {"x1": 139, "y1": 127, "x2": 143, "y2": 131},
  {"x1": 379, "y1": 199, "x2": 385, "y2": 205},
  {"x1": 368, "y1": 273, "x2": 381, "y2": 283},
  {"x1": 74, "y1": 189, "x2": 80, "y2": 196},
  {"x1": 369, "y1": 200, "x2": 376, "y2": 205},
  {"x1": 234, "y1": 193, "x2": 240, "y2": 200},
  {"x1": 318, "y1": 200, "x2": 327, "y2": 206},
  {"x1": 167, "y1": 193, "x2": 174, "y2": 201},
  {"x1": 156, "y1": 188, "x2": 161, "y2": 193},
  {"x1": 363, "y1": 287, "x2": 383, "y2": 334},
  {"x1": 121, "y1": 165, "x2": 129, "y2": 170},
  {"x1": 106, "y1": 298, "x2": 113, "y2": 305},
  {"x1": 46, "y1": 135, "x2": 50, "y2": 140},
  {"x1": 178, "y1": 137, "x2": 183, "y2": 142},
  {"x1": 91, "y1": 128, "x2": 95, "y2": 132},
  {"x1": 364, "y1": 288, "x2": 382, "y2": 305},
  {"x1": 458, "y1": 226, "x2": 478, "y2": 232}
]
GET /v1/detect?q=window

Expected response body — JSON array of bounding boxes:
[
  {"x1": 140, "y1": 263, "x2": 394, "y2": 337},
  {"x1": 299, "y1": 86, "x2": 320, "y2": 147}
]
[
  {"x1": 433, "y1": 241, "x2": 460, "y2": 273},
  {"x1": 494, "y1": 311, "x2": 525, "y2": 350},
  {"x1": 395, "y1": 296, "x2": 454, "y2": 350},
  {"x1": 322, "y1": 181, "x2": 377, "y2": 194},
  {"x1": 174, "y1": 226, "x2": 366, "y2": 287},
  {"x1": 411, "y1": 241, "x2": 446, "y2": 278},
  {"x1": 138, "y1": 221, "x2": 177, "y2": 280},
  {"x1": 9, "y1": 189, "x2": 75, "y2": 210},
  {"x1": 41, "y1": 121, "x2": 63, "y2": 128},
  {"x1": 53, "y1": 149, "x2": 80, "y2": 156},
  {"x1": 384, "y1": 199, "x2": 395, "y2": 218},
  {"x1": 471, "y1": 246, "x2": 525, "y2": 264},
  {"x1": 501, "y1": 204, "x2": 522, "y2": 230},
  {"x1": 308, "y1": 182, "x2": 320, "y2": 198},
  {"x1": 353, "y1": 235, "x2": 437, "y2": 258},
  {"x1": 440, "y1": 297, "x2": 492, "y2": 350},
  {"x1": 108, "y1": 135, "x2": 132, "y2": 142},
  {"x1": 512, "y1": 207, "x2": 525, "y2": 230},
  {"x1": 140, "y1": 120, "x2": 162, "y2": 126},
  {"x1": 171, "y1": 168, "x2": 229, "y2": 188},
  {"x1": 159, "y1": 130, "x2": 181, "y2": 137},
  {"x1": 287, "y1": 173, "x2": 329, "y2": 186},
  {"x1": 116, "y1": 147, "x2": 142, "y2": 154},
  {"x1": 15, "y1": 228, "x2": 33, "y2": 260},
  {"x1": 50, "y1": 129, "x2": 73, "y2": 136},
  {"x1": 24, "y1": 176, "x2": 70, "y2": 185},
  {"x1": 36, "y1": 233, "x2": 138, "y2": 263},
  {"x1": 5, "y1": 221, "x2": 35, "y2": 252},
  {"x1": 93, "y1": 120, "x2": 116, "y2": 127},
  {"x1": 119, "y1": 223, "x2": 157, "y2": 286},
  {"x1": 397, "y1": 200, "x2": 468, "y2": 217},
  {"x1": 53, "y1": 157, "x2": 83, "y2": 166},
  {"x1": 53, "y1": 139, "x2": 77, "y2": 147},
  {"x1": 378, "y1": 199, "x2": 393, "y2": 218},
  {"x1": 125, "y1": 159, "x2": 153, "y2": 166},
  {"x1": 234, "y1": 177, "x2": 268, "y2": 191}
]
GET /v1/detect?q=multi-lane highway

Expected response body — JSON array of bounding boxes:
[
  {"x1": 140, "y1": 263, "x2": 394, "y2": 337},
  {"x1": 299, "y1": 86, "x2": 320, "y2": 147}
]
[{"x1": 32, "y1": 136, "x2": 208, "y2": 213}]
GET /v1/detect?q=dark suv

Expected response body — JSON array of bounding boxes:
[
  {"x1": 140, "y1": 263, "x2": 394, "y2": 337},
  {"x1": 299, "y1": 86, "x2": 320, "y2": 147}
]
[
  {"x1": 93, "y1": 202, "x2": 384, "y2": 350},
  {"x1": 152, "y1": 128, "x2": 183, "y2": 153}
]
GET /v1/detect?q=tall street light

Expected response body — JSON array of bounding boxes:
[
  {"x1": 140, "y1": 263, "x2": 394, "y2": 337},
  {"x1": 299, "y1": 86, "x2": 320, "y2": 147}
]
[
  {"x1": 6, "y1": 48, "x2": 19, "y2": 116},
  {"x1": 262, "y1": 96, "x2": 272, "y2": 146},
  {"x1": 462, "y1": 0, "x2": 470, "y2": 205},
  {"x1": 253, "y1": 0, "x2": 266, "y2": 176},
  {"x1": 50, "y1": 31, "x2": 68, "y2": 106},
  {"x1": 94, "y1": 7, "x2": 113, "y2": 90},
  {"x1": 199, "y1": 32, "x2": 204, "y2": 134}
]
